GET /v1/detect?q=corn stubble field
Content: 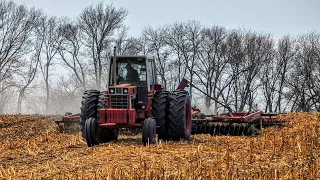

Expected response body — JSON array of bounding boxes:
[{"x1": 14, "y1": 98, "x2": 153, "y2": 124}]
[{"x1": 0, "y1": 113, "x2": 319, "y2": 179}]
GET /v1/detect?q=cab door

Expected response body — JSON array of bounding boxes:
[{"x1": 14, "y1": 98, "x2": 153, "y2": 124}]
[{"x1": 147, "y1": 59, "x2": 157, "y2": 90}]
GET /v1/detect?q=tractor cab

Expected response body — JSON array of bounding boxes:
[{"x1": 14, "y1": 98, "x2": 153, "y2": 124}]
[{"x1": 106, "y1": 55, "x2": 157, "y2": 113}]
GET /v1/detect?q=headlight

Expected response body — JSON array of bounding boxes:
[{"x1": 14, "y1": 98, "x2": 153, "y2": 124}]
[
  {"x1": 109, "y1": 88, "x2": 115, "y2": 94},
  {"x1": 123, "y1": 88, "x2": 128, "y2": 94}
]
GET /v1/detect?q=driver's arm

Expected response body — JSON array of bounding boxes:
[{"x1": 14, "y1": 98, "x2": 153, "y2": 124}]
[{"x1": 117, "y1": 75, "x2": 124, "y2": 84}]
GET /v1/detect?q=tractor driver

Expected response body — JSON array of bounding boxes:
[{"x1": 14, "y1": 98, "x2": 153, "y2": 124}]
[{"x1": 125, "y1": 63, "x2": 139, "y2": 81}]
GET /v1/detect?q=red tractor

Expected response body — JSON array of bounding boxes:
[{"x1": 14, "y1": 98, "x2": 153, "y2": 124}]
[{"x1": 80, "y1": 49, "x2": 192, "y2": 146}]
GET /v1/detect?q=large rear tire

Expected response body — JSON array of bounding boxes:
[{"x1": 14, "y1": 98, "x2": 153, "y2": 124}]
[
  {"x1": 151, "y1": 91, "x2": 170, "y2": 140},
  {"x1": 167, "y1": 90, "x2": 192, "y2": 141},
  {"x1": 96, "y1": 91, "x2": 107, "y2": 121},
  {"x1": 96, "y1": 91, "x2": 119, "y2": 142},
  {"x1": 80, "y1": 90, "x2": 100, "y2": 138}
]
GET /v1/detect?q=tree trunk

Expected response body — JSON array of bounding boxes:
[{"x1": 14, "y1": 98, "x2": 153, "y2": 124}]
[
  {"x1": 46, "y1": 81, "x2": 49, "y2": 114},
  {"x1": 17, "y1": 91, "x2": 23, "y2": 114}
]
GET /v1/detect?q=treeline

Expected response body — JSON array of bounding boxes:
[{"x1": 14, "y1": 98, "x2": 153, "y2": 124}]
[{"x1": 0, "y1": 1, "x2": 319, "y2": 114}]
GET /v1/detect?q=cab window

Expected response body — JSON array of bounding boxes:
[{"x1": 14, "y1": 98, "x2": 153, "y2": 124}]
[{"x1": 109, "y1": 57, "x2": 147, "y2": 87}]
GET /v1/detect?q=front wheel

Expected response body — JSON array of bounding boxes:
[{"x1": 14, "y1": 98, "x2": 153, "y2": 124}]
[
  {"x1": 142, "y1": 118, "x2": 157, "y2": 146},
  {"x1": 84, "y1": 118, "x2": 99, "y2": 147}
]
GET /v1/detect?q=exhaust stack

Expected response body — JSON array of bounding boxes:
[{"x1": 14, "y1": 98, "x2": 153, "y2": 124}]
[{"x1": 113, "y1": 46, "x2": 117, "y2": 86}]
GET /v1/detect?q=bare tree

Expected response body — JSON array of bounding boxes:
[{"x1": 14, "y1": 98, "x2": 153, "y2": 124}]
[
  {"x1": 0, "y1": 1, "x2": 42, "y2": 113},
  {"x1": 16, "y1": 56, "x2": 39, "y2": 113},
  {"x1": 143, "y1": 25, "x2": 171, "y2": 89},
  {"x1": 222, "y1": 30, "x2": 245, "y2": 111},
  {"x1": 225, "y1": 30, "x2": 273, "y2": 112},
  {"x1": 287, "y1": 32, "x2": 320, "y2": 112},
  {"x1": 36, "y1": 16, "x2": 62, "y2": 114},
  {"x1": 79, "y1": 2, "x2": 128, "y2": 90},
  {"x1": 193, "y1": 26, "x2": 228, "y2": 113},
  {"x1": 57, "y1": 18, "x2": 87, "y2": 91},
  {"x1": 259, "y1": 39, "x2": 277, "y2": 113},
  {"x1": 273, "y1": 36, "x2": 296, "y2": 112},
  {"x1": 165, "y1": 22, "x2": 188, "y2": 90},
  {"x1": 183, "y1": 20, "x2": 202, "y2": 96},
  {"x1": 0, "y1": 1, "x2": 39, "y2": 95},
  {"x1": 165, "y1": 20, "x2": 202, "y2": 93},
  {"x1": 239, "y1": 32, "x2": 273, "y2": 111},
  {"x1": 113, "y1": 26, "x2": 144, "y2": 55}
]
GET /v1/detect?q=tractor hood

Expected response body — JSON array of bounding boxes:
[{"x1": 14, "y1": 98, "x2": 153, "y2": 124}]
[{"x1": 113, "y1": 84, "x2": 132, "y2": 88}]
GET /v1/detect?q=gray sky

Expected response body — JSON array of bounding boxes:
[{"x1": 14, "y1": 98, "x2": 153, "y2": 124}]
[{"x1": 13, "y1": 0, "x2": 319, "y2": 37}]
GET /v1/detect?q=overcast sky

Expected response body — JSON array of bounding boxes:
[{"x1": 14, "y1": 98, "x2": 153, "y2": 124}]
[{"x1": 13, "y1": 0, "x2": 319, "y2": 37}]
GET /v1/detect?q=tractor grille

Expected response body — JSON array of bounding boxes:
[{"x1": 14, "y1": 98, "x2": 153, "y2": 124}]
[
  {"x1": 110, "y1": 95, "x2": 128, "y2": 109},
  {"x1": 116, "y1": 88, "x2": 122, "y2": 94}
]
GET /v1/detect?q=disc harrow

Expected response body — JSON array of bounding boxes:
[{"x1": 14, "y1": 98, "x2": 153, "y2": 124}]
[
  {"x1": 192, "y1": 122, "x2": 252, "y2": 136},
  {"x1": 191, "y1": 111, "x2": 284, "y2": 136}
]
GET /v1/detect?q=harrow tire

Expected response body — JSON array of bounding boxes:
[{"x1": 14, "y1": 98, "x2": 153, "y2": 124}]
[
  {"x1": 85, "y1": 118, "x2": 99, "y2": 147},
  {"x1": 151, "y1": 91, "x2": 170, "y2": 140},
  {"x1": 80, "y1": 90, "x2": 100, "y2": 138},
  {"x1": 142, "y1": 118, "x2": 157, "y2": 146},
  {"x1": 97, "y1": 91, "x2": 119, "y2": 142},
  {"x1": 167, "y1": 90, "x2": 192, "y2": 141}
]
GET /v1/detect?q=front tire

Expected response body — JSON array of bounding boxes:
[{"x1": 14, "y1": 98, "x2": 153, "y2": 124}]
[
  {"x1": 167, "y1": 90, "x2": 192, "y2": 141},
  {"x1": 85, "y1": 118, "x2": 99, "y2": 147},
  {"x1": 96, "y1": 91, "x2": 119, "y2": 142},
  {"x1": 142, "y1": 118, "x2": 157, "y2": 146}
]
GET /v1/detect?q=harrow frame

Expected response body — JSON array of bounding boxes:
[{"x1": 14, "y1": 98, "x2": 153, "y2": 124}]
[{"x1": 191, "y1": 111, "x2": 284, "y2": 136}]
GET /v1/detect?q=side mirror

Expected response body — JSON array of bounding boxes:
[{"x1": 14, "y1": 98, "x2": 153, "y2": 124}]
[{"x1": 140, "y1": 67, "x2": 146, "y2": 71}]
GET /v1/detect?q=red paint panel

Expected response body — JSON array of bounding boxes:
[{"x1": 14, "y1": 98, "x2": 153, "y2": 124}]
[
  {"x1": 100, "y1": 109, "x2": 107, "y2": 123},
  {"x1": 61, "y1": 113, "x2": 81, "y2": 121},
  {"x1": 106, "y1": 109, "x2": 127, "y2": 123},
  {"x1": 213, "y1": 111, "x2": 262, "y2": 121},
  {"x1": 99, "y1": 123, "x2": 141, "y2": 128},
  {"x1": 146, "y1": 98, "x2": 152, "y2": 110},
  {"x1": 137, "y1": 112, "x2": 145, "y2": 119},
  {"x1": 192, "y1": 111, "x2": 200, "y2": 116},
  {"x1": 262, "y1": 116, "x2": 279, "y2": 121},
  {"x1": 128, "y1": 109, "x2": 137, "y2": 124},
  {"x1": 146, "y1": 111, "x2": 152, "y2": 118},
  {"x1": 152, "y1": 84, "x2": 163, "y2": 91}
]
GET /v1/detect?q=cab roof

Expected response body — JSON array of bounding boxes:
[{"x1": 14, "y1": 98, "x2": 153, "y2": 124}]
[{"x1": 110, "y1": 55, "x2": 154, "y2": 59}]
